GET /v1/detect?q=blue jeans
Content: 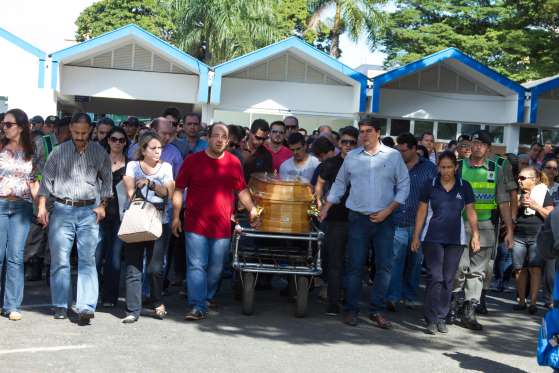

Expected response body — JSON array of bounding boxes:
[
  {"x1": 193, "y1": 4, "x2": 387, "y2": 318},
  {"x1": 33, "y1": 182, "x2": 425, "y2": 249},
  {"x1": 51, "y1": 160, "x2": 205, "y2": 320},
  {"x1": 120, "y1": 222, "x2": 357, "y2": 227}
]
[
  {"x1": 49, "y1": 202, "x2": 100, "y2": 312},
  {"x1": 96, "y1": 216, "x2": 123, "y2": 304},
  {"x1": 345, "y1": 211, "x2": 395, "y2": 315},
  {"x1": 185, "y1": 232, "x2": 230, "y2": 313},
  {"x1": 386, "y1": 226, "x2": 423, "y2": 303},
  {"x1": 0, "y1": 200, "x2": 33, "y2": 312}
]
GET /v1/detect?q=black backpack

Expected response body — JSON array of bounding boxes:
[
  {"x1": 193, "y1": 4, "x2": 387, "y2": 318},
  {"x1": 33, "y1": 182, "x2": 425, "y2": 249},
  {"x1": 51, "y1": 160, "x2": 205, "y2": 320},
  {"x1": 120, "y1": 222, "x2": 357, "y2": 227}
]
[{"x1": 537, "y1": 208, "x2": 559, "y2": 260}]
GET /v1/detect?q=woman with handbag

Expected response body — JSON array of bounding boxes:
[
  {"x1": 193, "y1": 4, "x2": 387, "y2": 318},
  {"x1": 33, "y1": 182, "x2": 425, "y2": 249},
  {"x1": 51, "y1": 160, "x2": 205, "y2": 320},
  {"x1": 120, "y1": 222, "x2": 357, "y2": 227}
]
[
  {"x1": 0, "y1": 109, "x2": 37, "y2": 321},
  {"x1": 97, "y1": 127, "x2": 128, "y2": 308},
  {"x1": 122, "y1": 133, "x2": 174, "y2": 323}
]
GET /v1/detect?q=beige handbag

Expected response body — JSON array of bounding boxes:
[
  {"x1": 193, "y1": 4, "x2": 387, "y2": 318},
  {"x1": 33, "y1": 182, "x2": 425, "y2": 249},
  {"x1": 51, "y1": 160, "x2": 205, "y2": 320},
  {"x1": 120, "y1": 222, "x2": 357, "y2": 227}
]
[{"x1": 118, "y1": 187, "x2": 163, "y2": 243}]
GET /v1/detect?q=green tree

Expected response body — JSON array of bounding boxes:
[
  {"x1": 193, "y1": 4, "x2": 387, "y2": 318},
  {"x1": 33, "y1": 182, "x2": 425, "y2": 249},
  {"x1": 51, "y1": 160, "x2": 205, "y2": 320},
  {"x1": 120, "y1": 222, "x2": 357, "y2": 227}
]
[
  {"x1": 75, "y1": 0, "x2": 175, "y2": 42},
  {"x1": 380, "y1": 0, "x2": 559, "y2": 82},
  {"x1": 170, "y1": 0, "x2": 281, "y2": 65},
  {"x1": 307, "y1": 0, "x2": 387, "y2": 58}
]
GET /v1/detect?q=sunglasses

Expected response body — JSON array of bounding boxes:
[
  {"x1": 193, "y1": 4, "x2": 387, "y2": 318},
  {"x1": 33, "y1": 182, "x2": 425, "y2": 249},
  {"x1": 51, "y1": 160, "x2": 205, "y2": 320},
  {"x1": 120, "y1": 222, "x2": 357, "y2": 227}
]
[
  {"x1": 109, "y1": 136, "x2": 126, "y2": 144},
  {"x1": 341, "y1": 140, "x2": 357, "y2": 146},
  {"x1": 271, "y1": 130, "x2": 285, "y2": 135},
  {"x1": 517, "y1": 175, "x2": 535, "y2": 181},
  {"x1": 1, "y1": 122, "x2": 17, "y2": 129}
]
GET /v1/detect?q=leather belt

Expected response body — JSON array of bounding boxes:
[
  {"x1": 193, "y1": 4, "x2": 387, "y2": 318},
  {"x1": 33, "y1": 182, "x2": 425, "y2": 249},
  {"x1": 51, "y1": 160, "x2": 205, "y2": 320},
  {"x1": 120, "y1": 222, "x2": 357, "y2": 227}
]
[{"x1": 54, "y1": 197, "x2": 96, "y2": 207}]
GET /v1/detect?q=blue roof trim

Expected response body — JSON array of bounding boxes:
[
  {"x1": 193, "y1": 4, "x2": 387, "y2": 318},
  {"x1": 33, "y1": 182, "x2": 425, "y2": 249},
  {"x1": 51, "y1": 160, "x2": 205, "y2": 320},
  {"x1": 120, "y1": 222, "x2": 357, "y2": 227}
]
[
  {"x1": 49, "y1": 24, "x2": 209, "y2": 102},
  {"x1": 529, "y1": 76, "x2": 559, "y2": 123},
  {"x1": 211, "y1": 36, "x2": 368, "y2": 111},
  {"x1": 0, "y1": 27, "x2": 47, "y2": 89},
  {"x1": 372, "y1": 48, "x2": 526, "y2": 123}
]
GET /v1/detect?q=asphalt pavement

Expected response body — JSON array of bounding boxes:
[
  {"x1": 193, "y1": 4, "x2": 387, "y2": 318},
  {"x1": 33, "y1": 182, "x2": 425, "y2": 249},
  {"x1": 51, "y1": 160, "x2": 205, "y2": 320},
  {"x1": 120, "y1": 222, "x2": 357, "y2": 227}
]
[{"x1": 0, "y1": 278, "x2": 548, "y2": 373}]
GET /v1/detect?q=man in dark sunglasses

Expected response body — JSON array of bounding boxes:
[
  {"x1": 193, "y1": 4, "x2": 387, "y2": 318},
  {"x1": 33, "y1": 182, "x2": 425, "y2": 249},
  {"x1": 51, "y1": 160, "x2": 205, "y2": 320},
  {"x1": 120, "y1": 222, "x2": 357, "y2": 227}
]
[{"x1": 240, "y1": 119, "x2": 273, "y2": 181}]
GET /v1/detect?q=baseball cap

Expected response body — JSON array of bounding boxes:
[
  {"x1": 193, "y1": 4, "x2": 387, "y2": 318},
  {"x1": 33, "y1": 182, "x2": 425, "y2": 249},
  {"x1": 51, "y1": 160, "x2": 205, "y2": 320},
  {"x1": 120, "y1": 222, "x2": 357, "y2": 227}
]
[
  {"x1": 471, "y1": 130, "x2": 492, "y2": 145},
  {"x1": 45, "y1": 115, "x2": 60, "y2": 126},
  {"x1": 30, "y1": 115, "x2": 44, "y2": 125}
]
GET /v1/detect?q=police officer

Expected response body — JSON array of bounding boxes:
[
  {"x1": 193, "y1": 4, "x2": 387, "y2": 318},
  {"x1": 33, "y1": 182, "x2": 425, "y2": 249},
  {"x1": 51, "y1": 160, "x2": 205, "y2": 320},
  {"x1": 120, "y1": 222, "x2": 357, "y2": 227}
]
[{"x1": 451, "y1": 130, "x2": 514, "y2": 330}]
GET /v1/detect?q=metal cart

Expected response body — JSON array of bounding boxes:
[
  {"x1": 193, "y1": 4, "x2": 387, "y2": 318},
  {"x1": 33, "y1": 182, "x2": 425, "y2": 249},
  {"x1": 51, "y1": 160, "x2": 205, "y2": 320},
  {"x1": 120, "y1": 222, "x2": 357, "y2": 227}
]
[{"x1": 232, "y1": 224, "x2": 323, "y2": 317}]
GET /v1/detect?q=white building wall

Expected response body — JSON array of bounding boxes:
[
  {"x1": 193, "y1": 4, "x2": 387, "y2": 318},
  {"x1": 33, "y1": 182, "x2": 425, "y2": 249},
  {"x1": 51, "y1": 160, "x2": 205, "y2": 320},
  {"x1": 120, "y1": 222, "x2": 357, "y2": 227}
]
[
  {"x1": 218, "y1": 77, "x2": 358, "y2": 117},
  {"x1": 60, "y1": 66, "x2": 199, "y2": 104},
  {"x1": 379, "y1": 88, "x2": 518, "y2": 124},
  {"x1": 0, "y1": 38, "x2": 56, "y2": 117},
  {"x1": 536, "y1": 99, "x2": 559, "y2": 127}
]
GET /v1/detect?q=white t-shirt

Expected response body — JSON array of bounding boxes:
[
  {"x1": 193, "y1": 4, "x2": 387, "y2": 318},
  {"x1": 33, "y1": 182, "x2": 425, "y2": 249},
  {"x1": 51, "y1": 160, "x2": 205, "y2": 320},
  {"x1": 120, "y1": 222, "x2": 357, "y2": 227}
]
[
  {"x1": 279, "y1": 155, "x2": 320, "y2": 182},
  {"x1": 125, "y1": 161, "x2": 174, "y2": 223}
]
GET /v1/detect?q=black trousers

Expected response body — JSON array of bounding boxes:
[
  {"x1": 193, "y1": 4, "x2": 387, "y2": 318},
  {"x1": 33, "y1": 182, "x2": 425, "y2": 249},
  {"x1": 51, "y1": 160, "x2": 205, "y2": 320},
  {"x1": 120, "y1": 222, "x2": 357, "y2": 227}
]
[
  {"x1": 423, "y1": 242, "x2": 464, "y2": 323},
  {"x1": 124, "y1": 239, "x2": 164, "y2": 317},
  {"x1": 325, "y1": 221, "x2": 348, "y2": 306}
]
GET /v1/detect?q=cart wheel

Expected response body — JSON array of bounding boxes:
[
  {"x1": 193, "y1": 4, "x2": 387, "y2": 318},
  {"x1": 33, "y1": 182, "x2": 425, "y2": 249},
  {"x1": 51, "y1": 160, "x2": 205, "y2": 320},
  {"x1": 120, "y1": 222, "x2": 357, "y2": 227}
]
[
  {"x1": 233, "y1": 272, "x2": 242, "y2": 301},
  {"x1": 295, "y1": 276, "x2": 309, "y2": 318},
  {"x1": 242, "y1": 272, "x2": 255, "y2": 316}
]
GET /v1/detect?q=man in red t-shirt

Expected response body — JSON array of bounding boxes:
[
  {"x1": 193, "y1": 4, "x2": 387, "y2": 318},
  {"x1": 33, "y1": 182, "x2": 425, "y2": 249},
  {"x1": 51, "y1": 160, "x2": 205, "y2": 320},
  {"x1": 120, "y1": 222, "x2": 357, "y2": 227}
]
[
  {"x1": 264, "y1": 121, "x2": 292, "y2": 173},
  {"x1": 172, "y1": 122, "x2": 259, "y2": 320}
]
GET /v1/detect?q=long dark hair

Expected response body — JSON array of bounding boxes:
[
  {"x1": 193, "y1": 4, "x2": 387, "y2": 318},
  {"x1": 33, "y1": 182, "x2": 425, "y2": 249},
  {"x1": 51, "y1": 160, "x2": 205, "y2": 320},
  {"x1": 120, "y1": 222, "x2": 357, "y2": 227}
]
[
  {"x1": 2, "y1": 108, "x2": 34, "y2": 161},
  {"x1": 103, "y1": 126, "x2": 129, "y2": 156}
]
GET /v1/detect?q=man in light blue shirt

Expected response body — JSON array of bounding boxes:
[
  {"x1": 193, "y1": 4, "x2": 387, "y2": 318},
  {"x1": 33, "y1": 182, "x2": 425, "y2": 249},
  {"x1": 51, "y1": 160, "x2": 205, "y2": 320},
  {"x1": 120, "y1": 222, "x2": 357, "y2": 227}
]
[{"x1": 320, "y1": 115, "x2": 410, "y2": 329}]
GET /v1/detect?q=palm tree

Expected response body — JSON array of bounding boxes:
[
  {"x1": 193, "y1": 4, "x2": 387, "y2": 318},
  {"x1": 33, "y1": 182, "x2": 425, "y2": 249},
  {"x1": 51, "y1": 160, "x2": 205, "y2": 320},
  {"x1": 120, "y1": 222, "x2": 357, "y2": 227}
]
[
  {"x1": 169, "y1": 0, "x2": 281, "y2": 65},
  {"x1": 307, "y1": 0, "x2": 386, "y2": 58}
]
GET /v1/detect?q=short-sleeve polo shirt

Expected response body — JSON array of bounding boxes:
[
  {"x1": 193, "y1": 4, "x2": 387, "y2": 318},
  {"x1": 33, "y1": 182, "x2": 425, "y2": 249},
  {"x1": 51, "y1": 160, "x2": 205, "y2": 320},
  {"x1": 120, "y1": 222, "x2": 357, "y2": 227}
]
[{"x1": 420, "y1": 177, "x2": 475, "y2": 246}]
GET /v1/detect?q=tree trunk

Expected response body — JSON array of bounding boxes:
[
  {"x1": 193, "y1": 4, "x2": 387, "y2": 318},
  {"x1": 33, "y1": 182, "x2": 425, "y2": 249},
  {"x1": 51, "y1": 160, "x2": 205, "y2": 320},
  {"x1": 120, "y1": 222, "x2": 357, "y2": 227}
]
[{"x1": 330, "y1": 2, "x2": 342, "y2": 58}]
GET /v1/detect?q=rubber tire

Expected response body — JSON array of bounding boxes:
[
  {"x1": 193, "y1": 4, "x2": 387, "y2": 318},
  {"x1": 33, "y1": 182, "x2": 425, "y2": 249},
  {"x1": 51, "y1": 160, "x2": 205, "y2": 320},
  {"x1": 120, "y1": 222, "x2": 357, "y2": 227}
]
[
  {"x1": 295, "y1": 276, "x2": 309, "y2": 318},
  {"x1": 242, "y1": 272, "x2": 256, "y2": 316},
  {"x1": 233, "y1": 272, "x2": 242, "y2": 301}
]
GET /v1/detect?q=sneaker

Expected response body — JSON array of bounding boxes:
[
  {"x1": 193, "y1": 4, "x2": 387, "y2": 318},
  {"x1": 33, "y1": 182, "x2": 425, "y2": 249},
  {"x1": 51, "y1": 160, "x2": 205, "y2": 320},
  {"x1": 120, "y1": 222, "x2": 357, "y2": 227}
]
[
  {"x1": 185, "y1": 309, "x2": 207, "y2": 321},
  {"x1": 326, "y1": 304, "x2": 341, "y2": 316},
  {"x1": 102, "y1": 302, "x2": 115, "y2": 308},
  {"x1": 122, "y1": 315, "x2": 138, "y2": 324},
  {"x1": 53, "y1": 307, "x2": 67, "y2": 320},
  {"x1": 425, "y1": 322, "x2": 437, "y2": 335},
  {"x1": 436, "y1": 320, "x2": 448, "y2": 333},
  {"x1": 78, "y1": 309, "x2": 95, "y2": 325},
  {"x1": 8, "y1": 311, "x2": 22, "y2": 321}
]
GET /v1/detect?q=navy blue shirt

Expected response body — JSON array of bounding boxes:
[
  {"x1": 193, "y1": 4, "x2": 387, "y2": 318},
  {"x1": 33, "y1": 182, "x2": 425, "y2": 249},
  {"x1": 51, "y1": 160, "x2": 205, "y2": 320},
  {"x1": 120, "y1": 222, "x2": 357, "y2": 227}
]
[
  {"x1": 419, "y1": 177, "x2": 475, "y2": 246},
  {"x1": 393, "y1": 157, "x2": 437, "y2": 227}
]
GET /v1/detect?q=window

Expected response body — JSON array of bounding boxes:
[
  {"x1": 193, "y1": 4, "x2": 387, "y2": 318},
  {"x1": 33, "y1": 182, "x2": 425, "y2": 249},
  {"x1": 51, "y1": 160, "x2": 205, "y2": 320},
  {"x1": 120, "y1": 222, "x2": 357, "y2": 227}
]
[
  {"x1": 414, "y1": 120, "x2": 433, "y2": 137},
  {"x1": 519, "y1": 127, "x2": 538, "y2": 145},
  {"x1": 390, "y1": 119, "x2": 410, "y2": 136},
  {"x1": 541, "y1": 129, "x2": 559, "y2": 145},
  {"x1": 437, "y1": 122, "x2": 457, "y2": 140},
  {"x1": 461, "y1": 123, "x2": 481, "y2": 137},
  {"x1": 487, "y1": 126, "x2": 504, "y2": 144}
]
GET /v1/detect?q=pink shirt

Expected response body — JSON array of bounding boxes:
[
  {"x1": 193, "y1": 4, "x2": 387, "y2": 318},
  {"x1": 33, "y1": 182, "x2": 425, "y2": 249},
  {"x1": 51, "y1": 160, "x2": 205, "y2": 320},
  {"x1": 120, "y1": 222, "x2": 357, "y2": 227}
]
[
  {"x1": 0, "y1": 148, "x2": 35, "y2": 202},
  {"x1": 265, "y1": 144, "x2": 292, "y2": 173}
]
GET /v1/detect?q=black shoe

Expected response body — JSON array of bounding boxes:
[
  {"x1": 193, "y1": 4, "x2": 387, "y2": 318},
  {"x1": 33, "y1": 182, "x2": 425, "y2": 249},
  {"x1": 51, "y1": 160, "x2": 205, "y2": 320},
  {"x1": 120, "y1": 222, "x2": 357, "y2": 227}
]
[
  {"x1": 528, "y1": 304, "x2": 538, "y2": 315},
  {"x1": 475, "y1": 290, "x2": 489, "y2": 315},
  {"x1": 78, "y1": 309, "x2": 95, "y2": 325},
  {"x1": 513, "y1": 303, "x2": 527, "y2": 311},
  {"x1": 425, "y1": 322, "x2": 436, "y2": 335},
  {"x1": 343, "y1": 312, "x2": 358, "y2": 327},
  {"x1": 326, "y1": 304, "x2": 341, "y2": 316},
  {"x1": 386, "y1": 301, "x2": 397, "y2": 312},
  {"x1": 436, "y1": 320, "x2": 448, "y2": 333},
  {"x1": 53, "y1": 307, "x2": 67, "y2": 320},
  {"x1": 184, "y1": 309, "x2": 207, "y2": 321},
  {"x1": 462, "y1": 301, "x2": 483, "y2": 331}
]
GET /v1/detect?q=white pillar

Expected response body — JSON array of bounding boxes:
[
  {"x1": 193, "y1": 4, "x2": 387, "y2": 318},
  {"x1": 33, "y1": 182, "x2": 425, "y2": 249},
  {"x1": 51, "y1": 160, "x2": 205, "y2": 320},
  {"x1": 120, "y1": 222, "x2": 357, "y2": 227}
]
[
  {"x1": 200, "y1": 104, "x2": 215, "y2": 125},
  {"x1": 504, "y1": 125, "x2": 520, "y2": 153}
]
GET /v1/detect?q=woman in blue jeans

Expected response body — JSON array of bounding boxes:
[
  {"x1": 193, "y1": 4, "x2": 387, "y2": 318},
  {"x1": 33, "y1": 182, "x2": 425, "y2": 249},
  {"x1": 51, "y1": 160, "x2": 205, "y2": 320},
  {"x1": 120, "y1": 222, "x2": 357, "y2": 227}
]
[
  {"x1": 96, "y1": 127, "x2": 128, "y2": 307},
  {"x1": 412, "y1": 151, "x2": 479, "y2": 335},
  {"x1": 0, "y1": 108, "x2": 37, "y2": 321}
]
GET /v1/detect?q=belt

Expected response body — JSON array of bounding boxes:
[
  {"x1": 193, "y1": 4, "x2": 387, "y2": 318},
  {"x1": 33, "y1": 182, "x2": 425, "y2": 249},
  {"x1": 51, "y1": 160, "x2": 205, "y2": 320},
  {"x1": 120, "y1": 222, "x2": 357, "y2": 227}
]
[
  {"x1": 0, "y1": 195, "x2": 23, "y2": 202},
  {"x1": 54, "y1": 197, "x2": 96, "y2": 207}
]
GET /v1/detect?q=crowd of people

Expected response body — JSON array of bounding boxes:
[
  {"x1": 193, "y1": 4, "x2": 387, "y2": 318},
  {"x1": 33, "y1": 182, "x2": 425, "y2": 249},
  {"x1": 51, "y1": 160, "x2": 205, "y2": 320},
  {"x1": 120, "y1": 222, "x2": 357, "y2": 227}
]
[{"x1": 0, "y1": 107, "x2": 555, "y2": 335}]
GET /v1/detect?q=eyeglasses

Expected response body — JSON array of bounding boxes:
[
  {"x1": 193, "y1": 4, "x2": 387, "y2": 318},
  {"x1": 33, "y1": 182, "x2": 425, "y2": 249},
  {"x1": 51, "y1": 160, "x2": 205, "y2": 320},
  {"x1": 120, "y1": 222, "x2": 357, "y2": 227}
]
[
  {"x1": 341, "y1": 140, "x2": 357, "y2": 146},
  {"x1": 0, "y1": 122, "x2": 17, "y2": 129},
  {"x1": 518, "y1": 175, "x2": 536, "y2": 181},
  {"x1": 545, "y1": 166, "x2": 558, "y2": 171},
  {"x1": 271, "y1": 130, "x2": 285, "y2": 135},
  {"x1": 109, "y1": 136, "x2": 126, "y2": 144},
  {"x1": 210, "y1": 134, "x2": 228, "y2": 141}
]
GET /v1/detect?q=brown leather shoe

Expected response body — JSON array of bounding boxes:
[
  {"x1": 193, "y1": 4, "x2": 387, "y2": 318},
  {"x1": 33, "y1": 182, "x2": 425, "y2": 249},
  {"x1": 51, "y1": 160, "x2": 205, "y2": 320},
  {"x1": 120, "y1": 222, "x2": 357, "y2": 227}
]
[
  {"x1": 369, "y1": 313, "x2": 392, "y2": 329},
  {"x1": 343, "y1": 312, "x2": 358, "y2": 327}
]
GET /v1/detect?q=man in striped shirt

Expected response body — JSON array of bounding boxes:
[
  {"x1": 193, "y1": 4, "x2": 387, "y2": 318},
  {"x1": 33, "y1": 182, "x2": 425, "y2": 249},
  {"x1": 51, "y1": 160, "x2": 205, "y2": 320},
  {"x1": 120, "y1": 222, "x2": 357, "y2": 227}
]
[{"x1": 37, "y1": 113, "x2": 112, "y2": 325}]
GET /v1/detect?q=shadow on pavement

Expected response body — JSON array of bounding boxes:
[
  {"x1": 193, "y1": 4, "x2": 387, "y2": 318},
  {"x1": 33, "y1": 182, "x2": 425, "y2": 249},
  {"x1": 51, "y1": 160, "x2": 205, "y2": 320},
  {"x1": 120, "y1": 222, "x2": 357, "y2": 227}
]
[{"x1": 443, "y1": 351, "x2": 529, "y2": 373}]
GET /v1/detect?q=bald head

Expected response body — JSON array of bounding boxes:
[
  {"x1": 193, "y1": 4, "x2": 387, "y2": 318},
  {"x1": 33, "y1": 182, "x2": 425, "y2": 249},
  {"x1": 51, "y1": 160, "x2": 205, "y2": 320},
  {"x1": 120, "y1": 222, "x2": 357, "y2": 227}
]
[{"x1": 151, "y1": 117, "x2": 174, "y2": 145}]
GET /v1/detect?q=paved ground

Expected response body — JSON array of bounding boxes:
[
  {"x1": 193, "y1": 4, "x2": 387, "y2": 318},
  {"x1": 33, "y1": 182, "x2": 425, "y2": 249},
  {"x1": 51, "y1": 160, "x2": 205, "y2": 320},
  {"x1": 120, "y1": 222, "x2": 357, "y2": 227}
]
[{"x1": 0, "y1": 278, "x2": 548, "y2": 373}]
